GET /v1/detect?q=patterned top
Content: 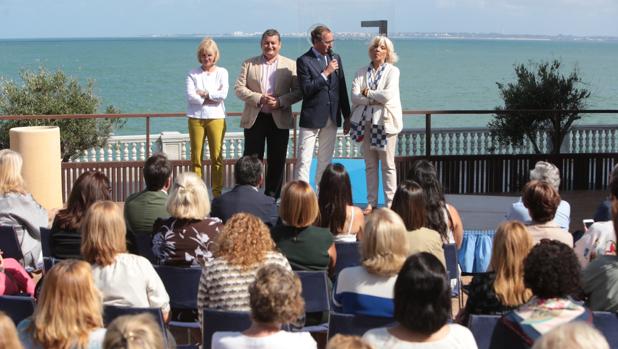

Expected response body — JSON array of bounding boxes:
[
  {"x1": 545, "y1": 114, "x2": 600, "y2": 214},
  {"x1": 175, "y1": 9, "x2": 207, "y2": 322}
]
[
  {"x1": 152, "y1": 217, "x2": 222, "y2": 267},
  {"x1": 459, "y1": 272, "x2": 517, "y2": 325},
  {"x1": 197, "y1": 251, "x2": 291, "y2": 324}
]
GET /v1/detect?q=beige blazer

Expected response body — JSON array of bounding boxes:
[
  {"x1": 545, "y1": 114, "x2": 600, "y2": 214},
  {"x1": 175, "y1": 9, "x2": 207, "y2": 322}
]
[{"x1": 234, "y1": 55, "x2": 302, "y2": 129}]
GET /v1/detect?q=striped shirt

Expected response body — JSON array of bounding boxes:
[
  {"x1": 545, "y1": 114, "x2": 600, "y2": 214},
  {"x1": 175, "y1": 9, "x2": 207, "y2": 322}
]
[{"x1": 333, "y1": 266, "x2": 396, "y2": 318}]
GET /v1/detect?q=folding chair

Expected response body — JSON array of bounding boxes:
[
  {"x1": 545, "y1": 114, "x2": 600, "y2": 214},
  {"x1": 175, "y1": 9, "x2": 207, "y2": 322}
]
[
  {"x1": 443, "y1": 243, "x2": 464, "y2": 309},
  {"x1": 296, "y1": 270, "x2": 330, "y2": 333},
  {"x1": 134, "y1": 233, "x2": 157, "y2": 264},
  {"x1": 593, "y1": 311, "x2": 618, "y2": 348},
  {"x1": 202, "y1": 309, "x2": 251, "y2": 349},
  {"x1": 327, "y1": 311, "x2": 395, "y2": 339},
  {"x1": 0, "y1": 295, "x2": 36, "y2": 325},
  {"x1": 103, "y1": 305, "x2": 167, "y2": 340},
  {"x1": 0, "y1": 226, "x2": 24, "y2": 261},
  {"x1": 333, "y1": 242, "x2": 361, "y2": 280},
  {"x1": 39, "y1": 227, "x2": 57, "y2": 271},
  {"x1": 468, "y1": 314, "x2": 500, "y2": 349}
]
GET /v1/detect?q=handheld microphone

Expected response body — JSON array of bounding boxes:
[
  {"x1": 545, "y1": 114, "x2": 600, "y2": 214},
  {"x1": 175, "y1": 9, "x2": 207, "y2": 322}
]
[{"x1": 328, "y1": 48, "x2": 339, "y2": 74}]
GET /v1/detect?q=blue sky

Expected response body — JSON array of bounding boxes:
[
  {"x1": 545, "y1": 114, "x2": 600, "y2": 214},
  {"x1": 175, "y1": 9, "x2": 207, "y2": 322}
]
[{"x1": 1, "y1": 0, "x2": 617, "y2": 39}]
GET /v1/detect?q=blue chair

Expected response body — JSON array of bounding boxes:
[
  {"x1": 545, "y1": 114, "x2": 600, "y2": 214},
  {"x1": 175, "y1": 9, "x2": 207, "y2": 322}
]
[
  {"x1": 443, "y1": 243, "x2": 463, "y2": 309},
  {"x1": 39, "y1": 227, "x2": 57, "y2": 271},
  {"x1": 0, "y1": 295, "x2": 36, "y2": 325},
  {"x1": 202, "y1": 309, "x2": 251, "y2": 349},
  {"x1": 593, "y1": 311, "x2": 618, "y2": 347},
  {"x1": 0, "y1": 226, "x2": 24, "y2": 261},
  {"x1": 327, "y1": 311, "x2": 395, "y2": 339},
  {"x1": 333, "y1": 242, "x2": 361, "y2": 279},
  {"x1": 296, "y1": 270, "x2": 330, "y2": 332},
  {"x1": 103, "y1": 305, "x2": 167, "y2": 340},
  {"x1": 134, "y1": 233, "x2": 157, "y2": 264},
  {"x1": 468, "y1": 314, "x2": 500, "y2": 349}
]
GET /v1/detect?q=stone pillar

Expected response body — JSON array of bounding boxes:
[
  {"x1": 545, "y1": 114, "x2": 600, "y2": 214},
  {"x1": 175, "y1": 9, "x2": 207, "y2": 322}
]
[{"x1": 9, "y1": 126, "x2": 63, "y2": 209}]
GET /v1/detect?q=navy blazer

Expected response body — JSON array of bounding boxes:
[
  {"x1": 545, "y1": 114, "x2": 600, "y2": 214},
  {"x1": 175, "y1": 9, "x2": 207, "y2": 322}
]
[
  {"x1": 297, "y1": 48, "x2": 351, "y2": 129},
  {"x1": 210, "y1": 185, "x2": 278, "y2": 227}
]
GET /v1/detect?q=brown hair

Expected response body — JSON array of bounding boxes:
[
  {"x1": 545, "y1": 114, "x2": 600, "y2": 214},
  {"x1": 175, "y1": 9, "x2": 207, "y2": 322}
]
[
  {"x1": 214, "y1": 213, "x2": 275, "y2": 269},
  {"x1": 102, "y1": 313, "x2": 166, "y2": 349},
  {"x1": 55, "y1": 171, "x2": 111, "y2": 231},
  {"x1": 81, "y1": 201, "x2": 127, "y2": 266},
  {"x1": 279, "y1": 180, "x2": 319, "y2": 228},
  {"x1": 0, "y1": 311, "x2": 23, "y2": 349},
  {"x1": 361, "y1": 208, "x2": 409, "y2": 277},
  {"x1": 29, "y1": 260, "x2": 103, "y2": 349},
  {"x1": 249, "y1": 264, "x2": 304, "y2": 324},
  {"x1": 327, "y1": 335, "x2": 374, "y2": 349},
  {"x1": 391, "y1": 180, "x2": 427, "y2": 231},
  {"x1": 522, "y1": 180, "x2": 561, "y2": 223}
]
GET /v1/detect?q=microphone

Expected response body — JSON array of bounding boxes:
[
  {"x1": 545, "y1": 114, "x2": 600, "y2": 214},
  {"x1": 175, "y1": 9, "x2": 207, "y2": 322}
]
[{"x1": 327, "y1": 48, "x2": 339, "y2": 74}]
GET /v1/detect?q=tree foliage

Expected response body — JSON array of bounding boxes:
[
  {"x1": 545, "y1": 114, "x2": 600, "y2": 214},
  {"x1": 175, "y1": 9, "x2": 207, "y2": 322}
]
[
  {"x1": 489, "y1": 59, "x2": 591, "y2": 154},
  {"x1": 0, "y1": 68, "x2": 124, "y2": 161}
]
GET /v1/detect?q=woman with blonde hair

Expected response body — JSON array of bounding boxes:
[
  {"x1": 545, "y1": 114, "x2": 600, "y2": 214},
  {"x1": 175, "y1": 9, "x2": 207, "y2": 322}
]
[
  {"x1": 212, "y1": 264, "x2": 316, "y2": 349},
  {"x1": 103, "y1": 313, "x2": 166, "y2": 349},
  {"x1": 271, "y1": 180, "x2": 336, "y2": 272},
  {"x1": 152, "y1": 172, "x2": 222, "y2": 266},
  {"x1": 197, "y1": 213, "x2": 291, "y2": 324},
  {"x1": 532, "y1": 322, "x2": 609, "y2": 349},
  {"x1": 327, "y1": 335, "x2": 373, "y2": 349},
  {"x1": 81, "y1": 201, "x2": 170, "y2": 320},
  {"x1": 458, "y1": 220, "x2": 533, "y2": 324},
  {"x1": 17, "y1": 260, "x2": 106, "y2": 349},
  {"x1": 0, "y1": 311, "x2": 23, "y2": 349},
  {"x1": 334, "y1": 208, "x2": 408, "y2": 318},
  {"x1": 186, "y1": 37, "x2": 228, "y2": 197},
  {"x1": 0, "y1": 149, "x2": 47, "y2": 268}
]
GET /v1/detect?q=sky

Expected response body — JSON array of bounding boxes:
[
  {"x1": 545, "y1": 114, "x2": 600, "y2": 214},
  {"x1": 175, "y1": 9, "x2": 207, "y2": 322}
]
[{"x1": 0, "y1": 0, "x2": 617, "y2": 39}]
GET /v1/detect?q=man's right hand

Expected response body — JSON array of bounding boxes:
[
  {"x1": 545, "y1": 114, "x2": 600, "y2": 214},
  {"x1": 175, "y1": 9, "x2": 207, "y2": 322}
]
[{"x1": 323, "y1": 59, "x2": 339, "y2": 76}]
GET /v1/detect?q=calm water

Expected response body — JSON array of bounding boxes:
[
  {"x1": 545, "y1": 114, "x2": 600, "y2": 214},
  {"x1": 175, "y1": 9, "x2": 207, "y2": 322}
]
[{"x1": 1, "y1": 37, "x2": 616, "y2": 134}]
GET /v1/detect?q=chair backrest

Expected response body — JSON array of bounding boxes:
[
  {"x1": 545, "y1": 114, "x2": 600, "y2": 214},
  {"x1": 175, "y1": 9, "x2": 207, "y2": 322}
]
[
  {"x1": 134, "y1": 234, "x2": 157, "y2": 264},
  {"x1": 327, "y1": 311, "x2": 395, "y2": 339},
  {"x1": 202, "y1": 309, "x2": 252, "y2": 349},
  {"x1": 593, "y1": 311, "x2": 618, "y2": 347},
  {"x1": 0, "y1": 226, "x2": 24, "y2": 261},
  {"x1": 154, "y1": 265, "x2": 202, "y2": 310},
  {"x1": 103, "y1": 305, "x2": 166, "y2": 338},
  {"x1": 468, "y1": 314, "x2": 500, "y2": 349},
  {"x1": 443, "y1": 243, "x2": 459, "y2": 281},
  {"x1": 296, "y1": 270, "x2": 330, "y2": 313},
  {"x1": 0, "y1": 295, "x2": 36, "y2": 325},
  {"x1": 39, "y1": 227, "x2": 52, "y2": 258},
  {"x1": 333, "y1": 242, "x2": 361, "y2": 279}
]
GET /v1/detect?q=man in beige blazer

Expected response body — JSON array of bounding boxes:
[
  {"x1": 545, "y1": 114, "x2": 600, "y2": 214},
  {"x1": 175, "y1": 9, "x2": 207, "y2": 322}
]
[{"x1": 235, "y1": 28, "x2": 303, "y2": 199}]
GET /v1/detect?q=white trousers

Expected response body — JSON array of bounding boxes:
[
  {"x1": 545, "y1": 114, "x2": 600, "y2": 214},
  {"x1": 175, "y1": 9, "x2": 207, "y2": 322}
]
[
  {"x1": 295, "y1": 118, "x2": 338, "y2": 185},
  {"x1": 363, "y1": 127, "x2": 398, "y2": 208}
]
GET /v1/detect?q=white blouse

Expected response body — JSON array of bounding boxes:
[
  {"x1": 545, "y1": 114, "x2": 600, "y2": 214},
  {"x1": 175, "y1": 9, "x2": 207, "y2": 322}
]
[{"x1": 185, "y1": 66, "x2": 229, "y2": 119}]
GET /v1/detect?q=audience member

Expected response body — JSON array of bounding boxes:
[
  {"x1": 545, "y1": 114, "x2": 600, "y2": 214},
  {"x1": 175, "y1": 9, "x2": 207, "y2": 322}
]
[
  {"x1": 531, "y1": 321, "x2": 609, "y2": 349},
  {"x1": 317, "y1": 163, "x2": 364, "y2": 242},
  {"x1": 0, "y1": 149, "x2": 47, "y2": 268},
  {"x1": 197, "y1": 213, "x2": 291, "y2": 325},
  {"x1": 17, "y1": 260, "x2": 106, "y2": 349},
  {"x1": 333, "y1": 208, "x2": 408, "y2": 318},
  {"x1": 523, "y1": 180, "x2": 573, "y2": 247},
  {"x1": 212, "y1": 264, "x2": 316, "y2": 349},
  {"x1": 124, "y1": 153, "x2": 172, "y2": 253},
  {"x1": 327, "y1": 335, "x2": 373, "y2": 349},
  {"x1": 0, "y1": 252, "x2": 35, "y2": 296},
  {"x1": 0, "y1": 311, "x2": 23, "y2": 349},
  {"x1": 458, "y1": 221, "x2": 532, "y2": 324},
  {"x1": 407, "y1": 160, "x2": 464, "y2": 248},
  {"x1": 51, "y1": 170, "x2": 111, "y2": 260},
  {"x1": 271, "y1": 180, "x2": 336, "y2": 271},
  {"x1": 507, "y1": 161, "x2": 571, "y2": 229},
  {"x1": 362, "y1": 252, "x2": 477, "y2": 348},
  {"x1": 391, "y1": 180, "x2": 445, "y2": 266},
  {"x1": 575, "y1": 163, "x2": 618, "y2": 267},
  {"x1": 210, "y1": 155, "x2": 278, "y2": 226},
  {"x1": 490, "y1": 240, "x2": 590, "y2": 348},
  {"x1": 81, "y1": 201, "x2": 170, "y2": 320},
  {"x1": 152, "y1": 172, "x2": 222, "y2": 266},
  {"x1": 103, "y1": 313, "x2": 167, "y2": 349}
]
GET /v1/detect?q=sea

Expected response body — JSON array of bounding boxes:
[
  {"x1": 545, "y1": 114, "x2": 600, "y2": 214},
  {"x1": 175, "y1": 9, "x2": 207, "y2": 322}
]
[{"x1": 1, "y1": 37, "x2": 617, "y2": 135}]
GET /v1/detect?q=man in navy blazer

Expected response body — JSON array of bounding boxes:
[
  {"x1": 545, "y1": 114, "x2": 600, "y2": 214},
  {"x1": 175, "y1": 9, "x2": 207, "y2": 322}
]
[
  {"x1": 210, "y1": 155, "x2": 278, "y2": 227},
  {"x1": 295, "y1": 25, "x2": 351, "y2": 185}
]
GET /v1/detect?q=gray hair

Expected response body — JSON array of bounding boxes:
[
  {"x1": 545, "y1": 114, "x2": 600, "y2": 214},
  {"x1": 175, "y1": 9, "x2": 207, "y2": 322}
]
[
  {"x1": 368, "y1": 35, "x2": 399, "y2": 64},
  {"x1": 530, "y1": 161, "x2": 561, "y2": 191}
]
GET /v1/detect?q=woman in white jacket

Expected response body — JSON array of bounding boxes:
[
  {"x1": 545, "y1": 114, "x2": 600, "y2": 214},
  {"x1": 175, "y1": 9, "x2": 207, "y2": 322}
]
[{"x1": 350, "y1": 36, "x2": 402, "y2": 211}]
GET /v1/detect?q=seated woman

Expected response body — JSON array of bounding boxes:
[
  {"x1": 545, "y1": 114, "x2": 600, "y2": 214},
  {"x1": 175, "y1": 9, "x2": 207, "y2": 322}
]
[
  {"x1": 212, "y1": 264, "x2": 316, "y2": 349},
  {"x1": 0, "y1": 252, "x2": 35, "y2": 296},
  {"x1": 491, "y1": 240, "x2": 590, "y2": 348},
  {"x1": 362, "y1": 252, "x2": 477, "y2": 348},
  {"x1": 103, "y1": 313, "x2": 166, "y2": 349},
  {"x1": 407, "y1": 160, "x2": 463, "y2": 248},
  {"x1": 531, "y1": 322, "x2": 609, "y2": 349},
  {"x1": 50, "y1": 170, "x2": 111, "y2": 260},
  {"x1": 333, "y1": 208, "x2": 408, "y2": 318},
  {"x1": 0, "y1": 311, "x2": 23, "y2": 349},
  {"x1": 152, "y1": 172, "x2": 222, "y2": 266},
  {"x1": 271, "y1": 180, "x2": 336, "y2": 271},
  {"x1": 81, "y1": 201, "x2": 170, "y2": 320},
  {"x1": 457, "y1": 221, "x2": 532, "y2": 324},
  {"x1": 17, "y1": 260, "x2": 106, "y2": 349},
  {"x1": 0, "y1": 149, "x2": 48, "y2": 268},
  {"x1": 523, "y1": 180, "x2": 573, "y2": 247},
  {"x1": 390, "y1": 180, "x2": 445, "y2": 266},
  {"x1": 197, "y1": 213, "x2": 291, "y2": 324},
  {"x1": 317, "y1": 163, "x2": 364, "y2": 242}
]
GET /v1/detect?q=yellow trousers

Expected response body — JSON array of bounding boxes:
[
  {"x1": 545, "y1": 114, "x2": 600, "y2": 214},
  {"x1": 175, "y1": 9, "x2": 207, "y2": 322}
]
[{"x1": 188, "y1": 117, "x2": 226, "y2": 197}]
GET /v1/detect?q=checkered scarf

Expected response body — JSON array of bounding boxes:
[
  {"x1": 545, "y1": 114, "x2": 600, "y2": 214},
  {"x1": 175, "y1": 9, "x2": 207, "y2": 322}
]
[{"x1": 350, "y1": 64, "x2": 388, "y2": 150}]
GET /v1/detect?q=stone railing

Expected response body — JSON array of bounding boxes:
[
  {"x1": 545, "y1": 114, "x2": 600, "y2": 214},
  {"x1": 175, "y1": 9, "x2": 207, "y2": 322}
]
[{"x1": 70, "y1": 124, "x2": 618, "y2": 162}]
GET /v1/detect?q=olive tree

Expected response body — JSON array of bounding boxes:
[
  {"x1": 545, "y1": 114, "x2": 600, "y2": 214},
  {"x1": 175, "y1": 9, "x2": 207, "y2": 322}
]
[
  {"x1": 489, "y1": 60, "x2": 591, "y2": 154},
  {"x1": 0, "y1": 68, "x2": 123, "y2": 161}
]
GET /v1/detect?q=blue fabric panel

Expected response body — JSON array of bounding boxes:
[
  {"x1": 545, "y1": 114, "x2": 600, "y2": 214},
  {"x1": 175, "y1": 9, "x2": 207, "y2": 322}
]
[
  {"x1": 335, "y1": 292, "x2": 394, "y2": 318},
  {"x1": 458, "y1": 230, "x2": 495, "y2": 273}
]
